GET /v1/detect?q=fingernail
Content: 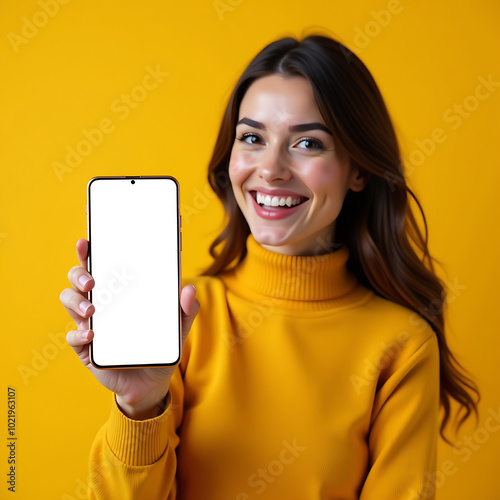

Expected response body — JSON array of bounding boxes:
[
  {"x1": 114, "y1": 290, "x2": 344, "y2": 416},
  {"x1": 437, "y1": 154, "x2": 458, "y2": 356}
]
[
  {"x1": 79, "y1": 301, "x2": 92, "y2": 314},
  {"x1": 191, "y1": 284, "x2": 196, "y2": 293},
  {"x1": 79, "y1": 275, "x2": 91, "y2": 288},
  {"x1": 81, "y1": 331, "x2": 89, "y2": 340}
]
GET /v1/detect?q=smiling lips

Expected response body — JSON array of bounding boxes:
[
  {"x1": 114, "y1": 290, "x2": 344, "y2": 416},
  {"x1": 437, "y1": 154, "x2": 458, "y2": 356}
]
[
  {"x1": 249, "y1": 190, "x2": 309, "y2": 220},
  {"x1": 250, "y1": 190, "x2": 308, "y2": 207}
]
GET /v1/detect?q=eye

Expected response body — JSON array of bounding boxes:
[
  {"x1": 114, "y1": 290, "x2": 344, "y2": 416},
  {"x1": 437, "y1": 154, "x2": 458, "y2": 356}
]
[
  {"x1": 236, "y1": 133, "x2": 264, "y2": 145},
  {"x1": 295, "y1": 137, "x2": 324, "y2": 150}
]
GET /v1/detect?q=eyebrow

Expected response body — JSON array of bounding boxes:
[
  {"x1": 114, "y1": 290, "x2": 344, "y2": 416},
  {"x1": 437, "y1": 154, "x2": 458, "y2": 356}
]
[{"x1": 236, "y1": 117, "x2": 333, "y2": 136}]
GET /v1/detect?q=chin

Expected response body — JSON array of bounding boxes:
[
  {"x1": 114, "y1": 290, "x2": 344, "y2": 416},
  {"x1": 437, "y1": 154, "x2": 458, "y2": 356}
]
[{"x1": 250, "y1": 227, "x2": 293, "y2": 248}]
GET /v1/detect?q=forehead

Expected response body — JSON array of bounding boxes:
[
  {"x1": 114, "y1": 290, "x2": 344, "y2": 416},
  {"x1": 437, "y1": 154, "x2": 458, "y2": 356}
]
[{"x1": 238, "y1": 74, "x2": 323, "y2": 124}]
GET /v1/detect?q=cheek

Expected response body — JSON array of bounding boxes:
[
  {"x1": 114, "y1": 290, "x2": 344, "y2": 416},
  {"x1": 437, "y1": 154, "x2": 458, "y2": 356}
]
[
  {"x1": 228, "y1": 149, "x2": 254, "y2": 186},
  {"x1": 301, "y1": 161, "x2": 344, "y2": 193}
]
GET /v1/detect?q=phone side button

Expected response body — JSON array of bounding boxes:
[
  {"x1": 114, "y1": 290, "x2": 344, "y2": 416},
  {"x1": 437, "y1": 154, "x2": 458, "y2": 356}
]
[{"x1": 180, "y1": 232, "x2": 182, "y2": 251}]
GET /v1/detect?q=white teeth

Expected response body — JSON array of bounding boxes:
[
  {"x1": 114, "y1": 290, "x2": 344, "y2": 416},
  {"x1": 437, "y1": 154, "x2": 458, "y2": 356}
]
[{"x1": 255, "y1": 192, "x2": 303, "y2": 208}]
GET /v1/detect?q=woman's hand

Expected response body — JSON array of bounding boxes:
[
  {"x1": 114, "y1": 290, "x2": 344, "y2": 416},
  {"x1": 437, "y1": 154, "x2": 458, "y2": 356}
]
[{"x1": 59, "y1": 238, "x2": 200, "y2": 419}]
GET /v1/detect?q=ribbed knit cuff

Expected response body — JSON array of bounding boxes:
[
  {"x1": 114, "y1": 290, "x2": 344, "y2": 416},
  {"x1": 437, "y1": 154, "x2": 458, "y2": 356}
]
[{"x1": 105, "y1": 391, "x2": 173, "y2": 466}]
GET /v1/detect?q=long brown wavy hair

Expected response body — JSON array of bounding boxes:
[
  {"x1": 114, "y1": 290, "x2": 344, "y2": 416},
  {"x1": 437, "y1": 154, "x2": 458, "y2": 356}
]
[{"x1": 200, "y1": 34, "x2": 479, "y2": 443}]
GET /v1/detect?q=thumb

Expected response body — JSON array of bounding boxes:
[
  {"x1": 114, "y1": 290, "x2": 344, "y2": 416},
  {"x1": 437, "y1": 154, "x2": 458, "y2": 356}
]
[{"x1": 180, "y1": 284, "x2": 200, "y2": 344}]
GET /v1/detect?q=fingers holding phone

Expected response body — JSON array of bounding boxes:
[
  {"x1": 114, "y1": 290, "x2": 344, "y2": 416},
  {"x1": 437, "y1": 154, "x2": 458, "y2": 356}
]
[{"x1": 60, "y1": 246, "x2": 96, "y2": 360}]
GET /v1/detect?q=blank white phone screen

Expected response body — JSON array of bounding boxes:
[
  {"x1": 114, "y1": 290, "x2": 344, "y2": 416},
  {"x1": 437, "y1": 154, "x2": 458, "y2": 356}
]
[{"x1": 87, "y1": 177, "x2": 181, "y2": 368}]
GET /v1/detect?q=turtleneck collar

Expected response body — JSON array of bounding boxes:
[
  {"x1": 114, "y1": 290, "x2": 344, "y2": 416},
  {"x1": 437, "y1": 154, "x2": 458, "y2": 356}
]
[{"x1": 219, "y1": 234, "x2": 369, "y2": 311}]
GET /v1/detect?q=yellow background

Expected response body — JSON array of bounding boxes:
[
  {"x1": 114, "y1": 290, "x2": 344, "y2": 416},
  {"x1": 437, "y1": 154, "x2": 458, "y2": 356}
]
[{"x1": 1, "y1": 0, "x2": 499, "y2": 498}]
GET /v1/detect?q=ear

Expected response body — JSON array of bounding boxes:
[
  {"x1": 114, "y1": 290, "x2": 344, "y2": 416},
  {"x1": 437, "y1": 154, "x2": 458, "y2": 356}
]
[{"x1": 348, "y1": 166, "x2": 370, "y2": 192}]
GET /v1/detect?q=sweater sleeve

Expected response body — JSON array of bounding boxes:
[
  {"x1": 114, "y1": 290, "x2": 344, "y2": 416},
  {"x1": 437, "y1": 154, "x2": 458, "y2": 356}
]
[
  {"x1": 87, "y1": 363, "x2": 185, "y2": 500},
  {"x1": 360, "y1": 332, "x2": 440, "y2": 500}
]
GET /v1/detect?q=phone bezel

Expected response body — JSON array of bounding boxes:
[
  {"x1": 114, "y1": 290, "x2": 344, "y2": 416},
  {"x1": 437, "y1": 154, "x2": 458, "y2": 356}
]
[{"x1": 86, "y1": 175, "x2": 182, "y2": 369}]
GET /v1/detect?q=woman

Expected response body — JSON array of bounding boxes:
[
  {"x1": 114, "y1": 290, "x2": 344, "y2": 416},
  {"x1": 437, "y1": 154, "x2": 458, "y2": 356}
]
[{"x1": 60, "y1": 34, "x2": 479, "y2": 499}]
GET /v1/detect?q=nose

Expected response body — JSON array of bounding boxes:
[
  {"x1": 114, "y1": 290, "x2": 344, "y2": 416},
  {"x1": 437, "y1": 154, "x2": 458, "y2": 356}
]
[{"x1": 256, "y1": 143, "x2": 291, "y2": 182}]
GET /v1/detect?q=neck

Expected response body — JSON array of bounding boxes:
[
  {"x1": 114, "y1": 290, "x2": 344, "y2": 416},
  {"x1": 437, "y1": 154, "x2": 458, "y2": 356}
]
[{"x1": 219, "y1": 234, "x2": 369, "y2": 312}]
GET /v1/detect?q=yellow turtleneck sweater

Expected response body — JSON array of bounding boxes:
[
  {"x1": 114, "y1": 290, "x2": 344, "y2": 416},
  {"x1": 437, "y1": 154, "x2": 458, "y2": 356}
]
[{"x1": 88, "y1": 234, "x2": 439, "y2": 499}]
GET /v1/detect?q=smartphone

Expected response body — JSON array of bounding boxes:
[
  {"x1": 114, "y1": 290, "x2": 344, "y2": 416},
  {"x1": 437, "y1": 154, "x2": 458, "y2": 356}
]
[{"x1": 86, "y1": 176, "x2": 182, "y2": 369}]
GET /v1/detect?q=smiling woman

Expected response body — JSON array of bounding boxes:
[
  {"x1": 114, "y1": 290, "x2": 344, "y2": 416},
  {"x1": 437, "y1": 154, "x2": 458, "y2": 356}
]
[
  {"x1": 69, "y1": 34, "x2": 480, "y2": 500},
  {"x1": 200, "y1": 34, "x2": 480, "y2": 494}
]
